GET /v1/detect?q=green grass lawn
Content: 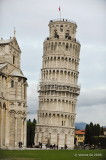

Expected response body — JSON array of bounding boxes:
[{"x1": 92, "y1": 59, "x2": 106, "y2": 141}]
[{"x1": 0, "y1": 150, "x2": 106, "y2": 160}]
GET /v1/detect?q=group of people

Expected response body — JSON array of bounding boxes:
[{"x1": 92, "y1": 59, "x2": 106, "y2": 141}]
[
  {"x1": 38, "y1": 142, "x2": 67, "y2": 150},
  {"x1": 46, "y1": 144, "x2": 58, "y2": 150},
  {"x1": 19, "y1": 141, "x2": 23, "y2": 148}
]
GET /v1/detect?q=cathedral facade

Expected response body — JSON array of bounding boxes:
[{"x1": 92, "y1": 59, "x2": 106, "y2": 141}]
[
  {"x1": 35, "y1": 19, "x2": 81, "y2": 149},
  {"x1": 0, "y1": 36, "x2": 27, "y2": 149}
]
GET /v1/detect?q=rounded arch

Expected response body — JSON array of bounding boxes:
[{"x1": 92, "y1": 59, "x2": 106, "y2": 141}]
[
  {"x1": 73, "y1": 44, "x2": 75, "y2": 49},
  {"x1": 57, "y1": 57, "x2": 60, "y2": 60},
  {"x1": 61, "y1": 57, "x2": 64, "y2": 60},
  {"x1": 0, "y1": 102, "x2": 2, "y2": 108},
  {"x1": 9, "y1": 110, "x2": 16, "y2": 114},
  {"x1": 17, "y1": 111, "x2": 22, "y2": 114},
  {"x1": 3, "y1": 103, "x2": 6, "y2": 109},
  {"x1": 70, "y1": 43, "x2": 72, "y2": 48},
  {"x1": 54, "y1": 57, "x2": 56, "y2": 60},
  {"x1": 10, "y1": 79, "x2": 14, "y2": 88},
  {"x1": 65, "y1": 57, "x2": 67, "y2": 61}
]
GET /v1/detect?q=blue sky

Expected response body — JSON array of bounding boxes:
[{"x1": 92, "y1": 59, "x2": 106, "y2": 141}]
[{"x1": 0, "y1": 0, "x2": 106, "y2": 126}]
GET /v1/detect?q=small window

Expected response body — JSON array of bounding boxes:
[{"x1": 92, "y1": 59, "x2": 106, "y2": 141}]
[
  {"x1": 65, "y1": 30, "x2": 70, "y2": 39},
  {"x1": 60, "y1": 25, "x2": 63, "y2": 32},
  {"x1": 65, "y1": 33, "x2": 69, "y2": 39},
  {"x1": 66, "y1": 43, "x2": 68, "y2": 51},
  {"x1": 64, "y1": 121, "x2": 65, "y2": 126},
  {"x1": 13, "y1": 55, "x2": 15, "y2": 64},
  {"x1": 11, "y1": 80, "x2": 14, "y2": 88},
  {"x1": 54, "y1": 30, "x2": 59, "y2": 38}
]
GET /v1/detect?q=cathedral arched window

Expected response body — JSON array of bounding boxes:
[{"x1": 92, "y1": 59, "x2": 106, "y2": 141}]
[
  {"x1": 11, "y1": 80, "x2": 14, "y2": 88},
  {"x1": 66, "y1": 43, "x2": 68, "y2": 51},
  {"x1": 60, "y1": 25, "x2": 63, "y2": 32},
  {"x1": 13, "y1": 55, "x2": 15, "y2": 64},
  {"x1": 65, "y1": 30, "x2": 69, "y2": 39},
  {"x1": 54, "y1": 29, "x2": 59, "y2": 39}
]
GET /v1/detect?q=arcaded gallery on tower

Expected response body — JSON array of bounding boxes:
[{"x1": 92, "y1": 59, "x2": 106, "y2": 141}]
[{"x1": 35, "y1": 19, "x2": 81, "y2": 149}]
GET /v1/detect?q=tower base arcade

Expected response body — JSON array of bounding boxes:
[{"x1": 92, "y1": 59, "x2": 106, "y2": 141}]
[{"x1": 35, "y1": 125, "x2": 75, "y2": 149}]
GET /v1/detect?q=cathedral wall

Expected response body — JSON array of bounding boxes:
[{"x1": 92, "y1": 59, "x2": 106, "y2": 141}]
[{"x1": 0, "y1": 37, "x2": 27, "y2": 149}]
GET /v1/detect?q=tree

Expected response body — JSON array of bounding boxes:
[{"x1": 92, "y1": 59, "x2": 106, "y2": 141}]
[
  {"x1": 100, "y1": 127, "x2": 104, "y2": 135},
  {"x1": 96, "y1": 124, "x2": 100, "y2": 136},
  {"x1": 93, "y1": 124, "x2": 97, "y2": 136},
  {"x1": 89, "y1": 122, "x2": 93, "y2": 145},
  {"x1": 85, "y1": 122, "x2": 103, "y2": 146},
  {"x1": 27, "y1": 118, "x2": 36, "y2": 147},
  {"x1": 33, "y1": 118, "x2": 36, "y2": 123},
  {"x1": 84, "y1": 124, "x2": 90, "y2": 144}
]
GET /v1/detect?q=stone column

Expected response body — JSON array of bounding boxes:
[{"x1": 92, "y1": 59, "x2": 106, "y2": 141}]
[
  {"x1": 55, "y1": 70, "x2": 56, "y2": 80},
  {"x1": 21, "y1": 84, "x2": 23, "y2": 100},
  {"x1": 0, "y1": 106, "x2": 1, "y2": 147},
  {"x1": 56, "y1": 58, "x2": 57, "y2": 67},
  {"x1": 36, "y1": 133, "x2": 39, "y2": 144},
  {"x1": 2, "y1": 108, "x2": 6, "y2": 146},
  {"x1": 59, "y1": 70, "x2": 60, "y2": 81},
  {"x1": 51, "y1": 70, "x2": 52, "y2": 80},
  {"x1": 15, "y1": 117, "x2": 17, "y2": 147},
  {"x1": 65, "y1": 134, "x2": 67, "y2": 146},
  {"x1": 67, "y1": 59, "x2": 68, "y2": 69},
  {"x1": 24, "y1": 84, "x2": 27, "y2": 100},
  {"x1": 49, "y1": 133, "x2": 51, "y2": 144},
  {"x1": 0, "y1": 107, "x2": 3, "y2": 147},
  {"x1": 50, "y1": 114, "x2": 52, "y2": 125},
  {"x1": 23, "y1": 118, "x2": 27, "y2": 147},
  {"x1": 21, "y1": 118, "x2": 23, "y2": 143},
  {"x1": 41, "y1": 132, "x2": 44, "y2": 144},
  {"x1": 5, "y1": 109, "x2": 10, "y2": 148},
  {"x1": 48, "y1": 58, "x2": 50, "y2": 68},
  {"x1": 57, "y1": 134, "x2": 59, "y2": 146},
  {"x1": 15, "y1": 82, "x2": 18, "y2": 100},
  {"x1": 1, "y1": 109, "x2": 4, "y2": 146},
  {"x1": 48, "y1": 70, "x2": 49, "y2": 80}
]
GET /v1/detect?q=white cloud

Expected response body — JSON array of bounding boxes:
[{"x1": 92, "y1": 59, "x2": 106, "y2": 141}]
[
  {"x1": 76, "y1": 104, "x2": 106, "y2": 126},
  {"x1": 0, "y1": 0, "x2": 106, "y2": 125},
  {"x1": 78, "y1": 87, "x2": 106, "y2": 107},
  {"x1": 27, "y1": 113, "x2": 37, "y2": 121},
  {"x1": 27, "y1": 81, "x2": 38, "y2": 113}
]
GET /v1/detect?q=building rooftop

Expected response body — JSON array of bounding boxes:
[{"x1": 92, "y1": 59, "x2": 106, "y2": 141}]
[
  {"x1": 49, "y1": 19, "x2": 76, "y2": 25},
  {"x1": 9, "y1": 69, "x2": 27, "y2": 79},
  {"x1": 75, "y1": 130, "x2": 85, "y2": 135},
  {"x1": 0, "y1": 63, "x2": 7, "y2": 70},
  {"x1": 0, "y1": 37, "x2": 14, "y2": 44}
]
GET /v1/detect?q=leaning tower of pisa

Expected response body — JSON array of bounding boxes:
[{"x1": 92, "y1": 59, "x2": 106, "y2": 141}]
[{"x1": 35, "y1": 19, "x2": 81, "y2": 149}]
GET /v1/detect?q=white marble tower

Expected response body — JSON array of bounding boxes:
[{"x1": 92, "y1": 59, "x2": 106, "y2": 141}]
[{"x1": 35, "y1": 19, "x2": 81, "y2": 149}]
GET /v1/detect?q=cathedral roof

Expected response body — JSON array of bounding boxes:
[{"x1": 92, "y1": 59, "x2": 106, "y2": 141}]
[
  {"x1": 0, "y1": 37, "x2": 21, "y2": 52},
  {"x1": 0, "y1": 63, "x2": 27, "y2": 79},
  {"x1": 9, "y1": 69, "x2": 27, "y2": 79},
  {"x1": 0, "y1": 39, "x2": 13, "y2": 44},
  {"x1": 0, "y1": 63, "x2": 8, "y2": 70}
]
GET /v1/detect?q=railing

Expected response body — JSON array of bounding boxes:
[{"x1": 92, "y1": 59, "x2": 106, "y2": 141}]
[
  {"x1": 38, "y1": 82, "x2": 80, "y2": 95},
  {"x1": 49, "y1": 19, "x2": 76, "y2": 25},
  {"x1": 44, "y1": 37, "x2": 80, "y2": 44},
  {"x1": 39, "y1": 81, "x2": 80, "y2": 88}
]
